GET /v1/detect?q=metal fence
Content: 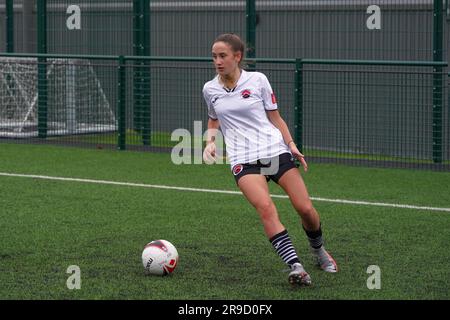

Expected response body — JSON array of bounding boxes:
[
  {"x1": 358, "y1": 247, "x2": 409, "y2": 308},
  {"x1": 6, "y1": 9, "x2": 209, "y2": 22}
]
[
  {"x1": 0, "y1": 0, "x2": 6, "y2": 52},
  {"x1": 0, "y1": 53, "x2": 448, "y2": 170},
  {"x1": 0, "y1": 1, "x2": 449, "y2": 171},
  {"x1": 1, "y1": 1, "x2": 449, "y2": 61},
  {"x1": 300, "y1": 60, "x2": 449, "y2": 168}
]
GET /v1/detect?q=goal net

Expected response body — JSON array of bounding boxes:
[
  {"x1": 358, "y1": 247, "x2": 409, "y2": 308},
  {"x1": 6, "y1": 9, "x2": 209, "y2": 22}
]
[{"x1": 0, "y1": 57, "x2": 116, "y2": 138}]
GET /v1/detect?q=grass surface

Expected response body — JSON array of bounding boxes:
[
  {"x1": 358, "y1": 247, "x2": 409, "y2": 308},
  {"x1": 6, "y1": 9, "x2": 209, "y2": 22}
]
[{"x1": 0, "y1": 142, "x2": 449, "y2": 299}]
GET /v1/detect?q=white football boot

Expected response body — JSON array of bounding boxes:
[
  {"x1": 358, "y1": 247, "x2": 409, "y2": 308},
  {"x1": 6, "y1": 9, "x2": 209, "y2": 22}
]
[
  {"x1": 288, "y1": 263, "x2": 312, "y2": 286},
  {"x1": 312, "y1": 247, "x2": 338, "y2": 273}
]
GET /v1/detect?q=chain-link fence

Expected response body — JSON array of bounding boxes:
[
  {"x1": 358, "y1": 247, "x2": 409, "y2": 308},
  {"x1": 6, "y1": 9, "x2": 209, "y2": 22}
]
[
  {"x1": 301, "y1": 61, "x2": 449, "y2": 168},
  {"x1": 1, "y1": 54, "x2": 448, "y2": 170},
  {"x1": 1, "y1": 1, "x2": 449, "y2": 61},
  {"x1": 1, "y1": 1, "x2": 449, "y2": 170}
]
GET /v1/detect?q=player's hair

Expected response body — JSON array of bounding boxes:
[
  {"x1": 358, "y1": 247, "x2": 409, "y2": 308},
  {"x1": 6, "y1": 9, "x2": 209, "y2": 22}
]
[{"x1": 213, "y1": 33, "x2": 245, "y2": 67}]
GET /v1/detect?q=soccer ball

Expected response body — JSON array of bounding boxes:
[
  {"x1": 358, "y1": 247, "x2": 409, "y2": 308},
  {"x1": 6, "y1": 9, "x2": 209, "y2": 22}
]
[{"x1": 142, "y1": 239, "x2": 179, "y2": 276}]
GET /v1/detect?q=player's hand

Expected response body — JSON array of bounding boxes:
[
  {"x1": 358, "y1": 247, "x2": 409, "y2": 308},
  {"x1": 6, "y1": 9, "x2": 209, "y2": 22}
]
[
  {"x1": 289, "y1": 142, "x2": 308, "y2": 172},
  {"x1": 203, "y1": 142, "x2": 217, "y2": 164}
]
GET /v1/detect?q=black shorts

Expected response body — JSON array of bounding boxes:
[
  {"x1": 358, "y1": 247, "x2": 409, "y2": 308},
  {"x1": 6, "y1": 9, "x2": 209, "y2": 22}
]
[{"x1": 231, "y1": 152, "x2": 299, "y2": 184}]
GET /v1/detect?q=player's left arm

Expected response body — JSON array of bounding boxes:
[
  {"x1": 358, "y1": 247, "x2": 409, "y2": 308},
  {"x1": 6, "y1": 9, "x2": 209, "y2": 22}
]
[{"x1": 267, "y1": 110, "x2": 308, "y2": 172}]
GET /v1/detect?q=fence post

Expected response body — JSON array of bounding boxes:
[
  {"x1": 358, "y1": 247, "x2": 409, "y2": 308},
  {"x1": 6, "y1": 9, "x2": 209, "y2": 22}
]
[
  {"x1": 117, "y1": 56, "x2": 127, "y2": 150},
  {"x1": 6, "y1": 0, "x2": 14, "y2": 52},
  {"x1": 246, "y1": 0, "x2": 256, "y2": 71},
  {"x1": 141, "y1": 0, "x2": 151, "y2": 146},
  {"x1": 133, "y1": 0, "x2": 151, "y2": 146},
  {"x1": 37, "y1": 0, "x2": 48, "y2": 139},
  {"x1": 133, "y1": 0, "x2": 142, "y2": 141},
  {"x1": 432, "y1": 0, "x2": 444, "y2": 163},
  {"x1": 294, "y1": 59, "x2": 303, "y2": 152}
]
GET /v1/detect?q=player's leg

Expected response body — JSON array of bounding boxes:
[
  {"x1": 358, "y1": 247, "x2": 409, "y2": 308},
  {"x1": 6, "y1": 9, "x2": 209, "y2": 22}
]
[
  {"x1": 277, "y1": 168, "x2": 338, "y2": 273},
  {"x1": 277, "y1": 167, "x2": 319, "y2": 230},
  {"x1": 237, "y1": 174, "x2": 283, "y2": 238},
  {"x1": 237, "y1": 174, "x2": 311, "y2": 285}
]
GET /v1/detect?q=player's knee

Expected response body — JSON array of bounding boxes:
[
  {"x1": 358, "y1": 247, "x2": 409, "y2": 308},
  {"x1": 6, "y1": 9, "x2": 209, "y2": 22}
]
[
  {"x1": 256, "y1": 200, "x2": 276, "y2": 221},
  {"x1": 295, "y1": 202, "x2": 315, "y2": 218}
]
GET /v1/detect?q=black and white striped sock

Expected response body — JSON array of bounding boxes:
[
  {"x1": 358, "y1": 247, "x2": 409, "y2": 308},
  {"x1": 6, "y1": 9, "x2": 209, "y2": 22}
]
[{"x1": 269, "y1": 229, "x2": 300, "y2": 266}]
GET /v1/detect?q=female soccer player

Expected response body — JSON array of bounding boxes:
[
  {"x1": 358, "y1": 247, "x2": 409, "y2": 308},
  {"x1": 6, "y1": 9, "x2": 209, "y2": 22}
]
[{"x1": 202, "y1": 34, "x2": 337, "y2": 286}]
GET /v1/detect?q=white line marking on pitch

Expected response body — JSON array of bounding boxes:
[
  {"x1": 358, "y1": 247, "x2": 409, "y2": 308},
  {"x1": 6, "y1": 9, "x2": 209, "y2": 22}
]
[{"x1": 0, "y1": 172, "x2": 449, "y2": 213}]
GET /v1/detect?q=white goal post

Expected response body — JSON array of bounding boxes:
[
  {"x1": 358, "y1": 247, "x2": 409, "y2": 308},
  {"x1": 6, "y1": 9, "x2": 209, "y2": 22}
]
[{"x1": 0, "y1": 57, "x2": 116, "y2": 138}]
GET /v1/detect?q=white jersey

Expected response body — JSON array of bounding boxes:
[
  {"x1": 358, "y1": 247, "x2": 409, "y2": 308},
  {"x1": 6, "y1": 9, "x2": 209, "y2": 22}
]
[{"x1": 203, "y1": 70, "x2": 290, "y2": 167}]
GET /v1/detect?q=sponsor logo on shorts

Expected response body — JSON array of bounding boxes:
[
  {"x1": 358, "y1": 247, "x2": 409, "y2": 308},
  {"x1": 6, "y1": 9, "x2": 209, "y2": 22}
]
[{"x1": 232, "y1": 164, "x2": 244, "y2": 176}]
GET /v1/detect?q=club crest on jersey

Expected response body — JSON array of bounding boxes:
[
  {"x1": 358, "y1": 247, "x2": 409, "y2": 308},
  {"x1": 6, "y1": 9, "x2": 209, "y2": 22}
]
[
  {"x1": 232, "y1": 164, "x2": 244, "y2": 176},
  {"x1": 241, "y1": 89, "x2": 251, "y2": 99}
]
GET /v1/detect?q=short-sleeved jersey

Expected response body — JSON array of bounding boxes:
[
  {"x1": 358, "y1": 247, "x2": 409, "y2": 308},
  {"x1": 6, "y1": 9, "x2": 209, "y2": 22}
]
[{"x1": 202, "y1": 70, "x2": 290, "y2": 167}]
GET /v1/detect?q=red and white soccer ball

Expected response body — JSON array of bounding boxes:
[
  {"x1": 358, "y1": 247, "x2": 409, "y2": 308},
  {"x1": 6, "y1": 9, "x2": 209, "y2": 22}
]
[{"x1": 142, "y1": 240, "x2": 179, "y2": 276}]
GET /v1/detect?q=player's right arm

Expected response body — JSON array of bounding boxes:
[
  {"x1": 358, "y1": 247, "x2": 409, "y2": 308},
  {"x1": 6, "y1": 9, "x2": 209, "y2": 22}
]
[{"x1": 203, "y1": 118, "x2": 220, "y2": 164}]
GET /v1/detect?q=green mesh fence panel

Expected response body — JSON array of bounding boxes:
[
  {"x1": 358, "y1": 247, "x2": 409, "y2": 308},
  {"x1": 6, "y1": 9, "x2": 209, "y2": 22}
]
[
  {"x1": 44, "y1": 0, "x2": 134, "y2": 55},
  {"x1": 0, "y1": 0, "x2": 134, "y2": 55},
  {"x1": 150, "y1": 1, "x2": 246, "y2": 56},
  {"x1": 256, "y1": 1, "x2": 436, "y2": 60},
  {"x1": 301, "y1": 62, "x2": 449, "y2": 167},
  {"x1": 2, "y1": 1, "x2": 448, "y2": 61},
  {"x1": 0, "y1": 0, "x2": 449, "y2": 171},
  {"x1": 447, "y1": 72, "x2": 450, "y2": 162},
  {"x1": 147, "y1": 0, "x2": 448, "y2": 65},
  {"x1": 1, "y1": 54, "x2": 448, "y2": 170},
  {"x1": 123, "y1": 58, "x2": 295, "y2": 151},
  {"x1": 0, "y1": 0, "x2": 36, "y2": 53},
  {"x1": 125, "y1": 60, "x2": 212, "y2": 149}
]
